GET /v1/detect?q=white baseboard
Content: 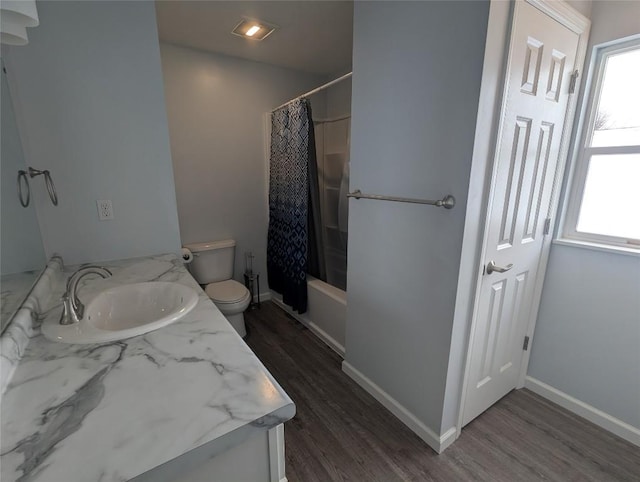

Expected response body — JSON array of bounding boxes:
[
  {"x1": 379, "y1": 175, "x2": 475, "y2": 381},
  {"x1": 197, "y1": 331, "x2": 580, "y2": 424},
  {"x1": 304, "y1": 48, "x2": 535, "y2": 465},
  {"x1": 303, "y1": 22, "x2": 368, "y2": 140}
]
[
  {"x1": 525, "y1": 376, "x2": 640, "y2": 446},
  {"x1": 342, "y1": 361, "x2": 457, "y2": 453},
  {"x1": 438, "y1": 426, "x2": 458, "y2": 452},
  {"x1": 301, "y1": 318, "x2": 345, "y2": 358},
  {"x1": 271, "y1": 297, "x2": 345, "y2": 357}
]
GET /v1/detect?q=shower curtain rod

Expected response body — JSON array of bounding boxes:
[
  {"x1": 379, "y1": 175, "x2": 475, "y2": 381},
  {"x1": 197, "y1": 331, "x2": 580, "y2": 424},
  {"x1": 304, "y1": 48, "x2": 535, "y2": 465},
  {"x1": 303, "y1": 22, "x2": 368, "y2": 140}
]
[{"x1": 271, "y1": 72, "x2": 352, "y2": 112}]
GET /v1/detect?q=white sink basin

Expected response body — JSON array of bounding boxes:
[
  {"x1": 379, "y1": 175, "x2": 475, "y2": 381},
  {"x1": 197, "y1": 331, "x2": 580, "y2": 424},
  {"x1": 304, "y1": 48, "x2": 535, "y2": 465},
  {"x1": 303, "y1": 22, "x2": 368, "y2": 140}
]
[{"x1": 43, "y1": 282, "x2": 199, "y2": 344}]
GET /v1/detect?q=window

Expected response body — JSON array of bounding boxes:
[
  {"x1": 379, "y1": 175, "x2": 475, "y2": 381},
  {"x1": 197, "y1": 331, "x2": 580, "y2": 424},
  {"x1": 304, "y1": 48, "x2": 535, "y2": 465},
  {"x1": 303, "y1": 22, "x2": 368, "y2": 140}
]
[{"x1": 562, "y1": 38, "x2": 640, "y2": 252}]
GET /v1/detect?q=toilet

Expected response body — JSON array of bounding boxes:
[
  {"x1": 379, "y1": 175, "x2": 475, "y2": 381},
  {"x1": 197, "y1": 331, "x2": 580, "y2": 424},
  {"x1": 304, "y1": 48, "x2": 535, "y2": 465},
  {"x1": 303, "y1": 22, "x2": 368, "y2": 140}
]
[{"x1": 184, "y1": 239, "x2": 251, "y2": 337}]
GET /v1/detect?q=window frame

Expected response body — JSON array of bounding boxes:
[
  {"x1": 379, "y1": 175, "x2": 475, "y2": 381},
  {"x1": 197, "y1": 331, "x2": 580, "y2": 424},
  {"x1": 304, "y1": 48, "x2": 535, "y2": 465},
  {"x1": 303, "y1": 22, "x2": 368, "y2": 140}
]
[{"x1": 560, "y1": 36, "x2": 640, "y2": 254}]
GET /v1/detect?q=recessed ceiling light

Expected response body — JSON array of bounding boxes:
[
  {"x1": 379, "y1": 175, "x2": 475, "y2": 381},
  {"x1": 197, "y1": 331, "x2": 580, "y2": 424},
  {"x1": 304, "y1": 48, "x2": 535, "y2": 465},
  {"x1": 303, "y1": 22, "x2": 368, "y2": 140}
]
[
  {"x1": 245, "y1": 25, "x2": 261, "y2": 37},
  {"x1": 231, "y1": 19, "x2": 277, "y2": 41}
]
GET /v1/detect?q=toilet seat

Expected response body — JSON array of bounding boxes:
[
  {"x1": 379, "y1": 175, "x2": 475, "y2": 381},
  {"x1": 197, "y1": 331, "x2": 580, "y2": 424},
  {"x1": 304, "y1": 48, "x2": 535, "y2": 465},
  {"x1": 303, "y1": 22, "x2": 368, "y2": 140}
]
[
  {"x1": 205, "y1": 280, "x2": 249, "y2": 304},
  {"x1": 206, "y1": 281, "x2": 251, "y2": 334},
  {"x1": 203, "y1": 281, "x2": 250, "y2": 338}
]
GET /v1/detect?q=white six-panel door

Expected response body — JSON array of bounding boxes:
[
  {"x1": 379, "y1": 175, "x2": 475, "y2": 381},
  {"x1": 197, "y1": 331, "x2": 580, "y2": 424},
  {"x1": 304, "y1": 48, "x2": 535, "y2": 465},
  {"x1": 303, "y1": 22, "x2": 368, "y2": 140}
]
[{"x1": 462, "y1": 0, "x2": 585, "y2": 426}]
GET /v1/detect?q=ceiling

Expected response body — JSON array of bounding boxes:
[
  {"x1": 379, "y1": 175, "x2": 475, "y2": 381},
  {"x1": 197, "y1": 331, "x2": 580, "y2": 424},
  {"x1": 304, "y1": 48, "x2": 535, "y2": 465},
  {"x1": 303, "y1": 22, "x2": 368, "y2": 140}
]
[{"x1": 155, "y1": 1, "x2": 353, "y2": 76}]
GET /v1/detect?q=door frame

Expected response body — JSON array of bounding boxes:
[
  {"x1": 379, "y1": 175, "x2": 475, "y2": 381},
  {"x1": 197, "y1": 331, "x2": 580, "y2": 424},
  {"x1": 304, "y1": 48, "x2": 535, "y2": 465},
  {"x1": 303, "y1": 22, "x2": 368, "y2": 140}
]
[{"x1": 456, "y1": 0, "x2": 590, "y2": 434}]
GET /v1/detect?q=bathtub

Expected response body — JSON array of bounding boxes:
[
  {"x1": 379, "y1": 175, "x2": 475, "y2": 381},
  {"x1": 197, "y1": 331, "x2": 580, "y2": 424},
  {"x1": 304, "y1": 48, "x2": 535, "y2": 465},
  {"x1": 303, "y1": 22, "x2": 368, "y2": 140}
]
[{"x1": 271, "y1": 276, "x2": 346, "y2": 357}]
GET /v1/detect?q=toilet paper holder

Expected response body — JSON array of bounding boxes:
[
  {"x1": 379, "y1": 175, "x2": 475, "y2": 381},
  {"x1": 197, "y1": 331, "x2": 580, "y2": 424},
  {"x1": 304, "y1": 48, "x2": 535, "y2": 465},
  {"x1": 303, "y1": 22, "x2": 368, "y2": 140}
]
[{"x1": 181, "y1": 247, "x2": 199, "y2": 264}]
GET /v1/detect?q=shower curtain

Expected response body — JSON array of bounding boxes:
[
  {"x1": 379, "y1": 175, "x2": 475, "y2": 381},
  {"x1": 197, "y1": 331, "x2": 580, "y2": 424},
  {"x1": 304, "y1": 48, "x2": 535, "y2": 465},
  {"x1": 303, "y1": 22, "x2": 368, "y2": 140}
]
[{"x1": 267, "y1": 98, "x2": 325, "y2": 313}]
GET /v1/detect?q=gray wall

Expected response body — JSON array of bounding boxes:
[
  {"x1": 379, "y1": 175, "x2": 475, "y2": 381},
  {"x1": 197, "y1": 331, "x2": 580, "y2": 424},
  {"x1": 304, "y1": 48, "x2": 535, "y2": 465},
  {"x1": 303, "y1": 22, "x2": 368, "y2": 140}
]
[
  {"x1": 584, "y1": 0, "x2": 639, "y2": 45},
  {"x1": 529, "y1": 246, "x2": 640, "y2": 427},
  {"x1": 345, "y1": 1, "x2": 489, "y2": 434},
  {"x1": 529, "y1": 0, "x2": 640, "y2": 429},
  {"x1": 325, "y1": 77, "x2": 352, "y2": 119},
  {"x1": 0, "y1": 60, "x2": 46, "y2": 275},
  {"x1": 4, "y1": 1, "x2": 181, "y2": 265},
  {"x1": 565, "y1": 0, "x2": 592, "y2": 19},
  {"x1": 160, "y1": 43, "x2": 325, "y2": 284}
]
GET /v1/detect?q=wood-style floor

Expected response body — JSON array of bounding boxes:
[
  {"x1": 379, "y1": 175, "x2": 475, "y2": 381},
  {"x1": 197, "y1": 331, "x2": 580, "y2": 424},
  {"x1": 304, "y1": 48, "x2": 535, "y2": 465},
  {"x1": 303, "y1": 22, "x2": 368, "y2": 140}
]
[{"x1": 245, "y1": 302, "x2": 640, "y2": 482}]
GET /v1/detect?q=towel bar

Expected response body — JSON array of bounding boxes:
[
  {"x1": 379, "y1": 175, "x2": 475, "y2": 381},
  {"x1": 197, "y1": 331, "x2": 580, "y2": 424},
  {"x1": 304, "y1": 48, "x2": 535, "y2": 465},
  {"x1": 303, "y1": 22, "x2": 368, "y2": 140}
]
[{"x1": 347, "y1": 189, "x2": 455, "y2": 209}]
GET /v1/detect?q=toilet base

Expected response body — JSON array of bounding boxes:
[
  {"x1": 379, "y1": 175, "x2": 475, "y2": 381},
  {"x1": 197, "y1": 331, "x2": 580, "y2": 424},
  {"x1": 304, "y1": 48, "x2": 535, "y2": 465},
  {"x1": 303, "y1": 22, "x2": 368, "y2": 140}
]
[{"x1": 224, "y1": 312, "x2": 247, "y2": 338}]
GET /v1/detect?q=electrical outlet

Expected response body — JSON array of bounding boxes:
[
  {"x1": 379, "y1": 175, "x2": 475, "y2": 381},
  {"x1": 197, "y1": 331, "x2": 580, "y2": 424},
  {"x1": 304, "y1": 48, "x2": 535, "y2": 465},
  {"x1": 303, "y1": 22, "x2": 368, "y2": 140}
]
[{"x1": 97, "y1": 200, "x2": 114, "y2": 220}]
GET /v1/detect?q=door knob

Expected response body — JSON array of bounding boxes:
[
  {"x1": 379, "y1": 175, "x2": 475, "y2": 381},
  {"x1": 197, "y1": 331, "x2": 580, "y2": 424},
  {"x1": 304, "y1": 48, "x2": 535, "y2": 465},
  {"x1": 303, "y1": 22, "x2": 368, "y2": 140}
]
[{"x1": 486, "y1": 261, "x2": 514, "y2": 275}]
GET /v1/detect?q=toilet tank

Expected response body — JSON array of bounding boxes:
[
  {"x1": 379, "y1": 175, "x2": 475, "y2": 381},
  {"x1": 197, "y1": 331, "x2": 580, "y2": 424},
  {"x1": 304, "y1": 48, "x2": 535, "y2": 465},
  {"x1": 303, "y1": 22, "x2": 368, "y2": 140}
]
[{"x1": 184, "y1": 239, "x2": 236, "y2": 284}]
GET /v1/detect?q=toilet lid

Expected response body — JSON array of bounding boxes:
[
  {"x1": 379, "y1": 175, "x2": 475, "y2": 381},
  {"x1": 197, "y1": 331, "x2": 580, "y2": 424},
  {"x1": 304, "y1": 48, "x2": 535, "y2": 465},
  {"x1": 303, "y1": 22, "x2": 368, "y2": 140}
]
[{"x1": 206, "y1": 280, "x2": 249, "y2": 304}]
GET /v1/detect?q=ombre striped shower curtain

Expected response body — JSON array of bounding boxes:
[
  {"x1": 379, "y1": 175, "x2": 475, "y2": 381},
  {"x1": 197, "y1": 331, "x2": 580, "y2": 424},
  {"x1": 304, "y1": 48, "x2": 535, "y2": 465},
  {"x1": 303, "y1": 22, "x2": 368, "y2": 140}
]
[{"x1": 267, "y1": 98, "x2": 324, "y2": 313}]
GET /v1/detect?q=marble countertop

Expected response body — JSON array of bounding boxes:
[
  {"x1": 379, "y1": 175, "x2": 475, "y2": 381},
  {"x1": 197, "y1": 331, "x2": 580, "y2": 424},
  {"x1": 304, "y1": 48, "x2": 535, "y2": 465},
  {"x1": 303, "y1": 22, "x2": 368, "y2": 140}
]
[{"x1": 0, "y1": 255, "x2": 295, "y2": 482}]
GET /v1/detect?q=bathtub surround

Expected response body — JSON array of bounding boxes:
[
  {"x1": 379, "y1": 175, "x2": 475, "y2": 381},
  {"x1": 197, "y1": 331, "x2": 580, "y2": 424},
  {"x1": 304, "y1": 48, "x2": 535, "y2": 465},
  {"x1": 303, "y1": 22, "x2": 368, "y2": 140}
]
[
  {"x1": 1, "y1": 254, "x2": 294, "y2": 482},
  {"x1": 3, "y1": 1, "x2": 181, "y2": 265},
  {"x1": 159, "y1": 42, "x2": 325, "y2": 290},
  {"x1": 311, "y1": 75, "x2": 352, "y2": 291}
]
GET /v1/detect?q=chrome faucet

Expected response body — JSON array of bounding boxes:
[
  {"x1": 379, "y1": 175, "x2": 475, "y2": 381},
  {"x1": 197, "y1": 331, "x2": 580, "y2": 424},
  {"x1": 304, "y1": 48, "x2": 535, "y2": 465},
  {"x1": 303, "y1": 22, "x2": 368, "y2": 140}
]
[{"x1": 60, "y1": 266, "x2": 112, "y2": 325}]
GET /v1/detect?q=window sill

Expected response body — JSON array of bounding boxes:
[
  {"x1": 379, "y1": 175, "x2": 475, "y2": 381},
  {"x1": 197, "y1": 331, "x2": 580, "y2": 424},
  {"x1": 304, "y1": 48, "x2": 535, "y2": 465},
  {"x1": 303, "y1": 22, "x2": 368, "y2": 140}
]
[{"x1": 553, "y1": 238, "x2": 640, "y2": 257}]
